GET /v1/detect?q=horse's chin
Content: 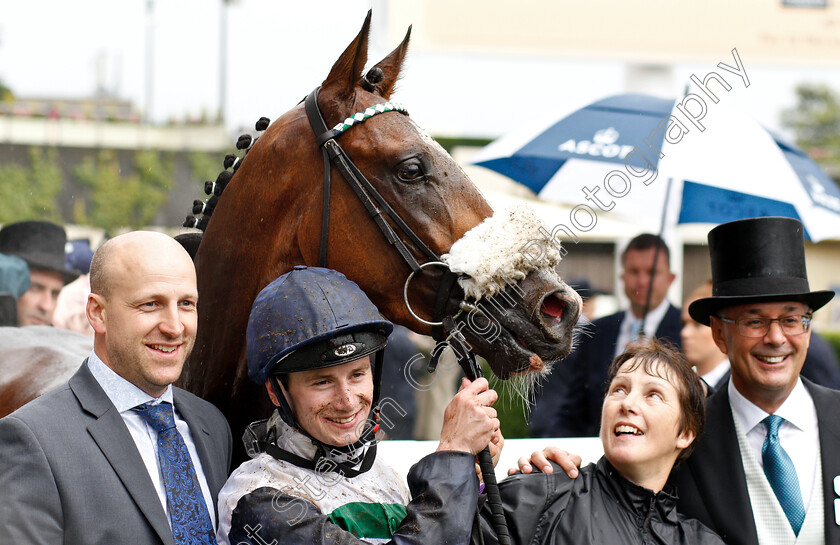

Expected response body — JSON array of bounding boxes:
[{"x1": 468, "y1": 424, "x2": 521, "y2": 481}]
[{"x1": 456, "y1": 268, "x2": 582, "y2": 380}]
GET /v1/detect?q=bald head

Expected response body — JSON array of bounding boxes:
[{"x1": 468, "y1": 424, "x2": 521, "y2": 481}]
[
  {"x1": 90, "y1": 232, "x2": 195, "y2": 300},
  {"x1": 86, "y1": 231, "x2": 199, "y2": 397}
]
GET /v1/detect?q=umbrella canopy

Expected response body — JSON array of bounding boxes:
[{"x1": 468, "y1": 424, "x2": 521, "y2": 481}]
[{"x1": 471, "y1": 93, "x2": 840, "y2": 242}]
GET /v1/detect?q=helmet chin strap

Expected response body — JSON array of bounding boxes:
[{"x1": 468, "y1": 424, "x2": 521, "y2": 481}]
[{"x1": 260, "y1": 350, "x2": 386, "y2": 477}]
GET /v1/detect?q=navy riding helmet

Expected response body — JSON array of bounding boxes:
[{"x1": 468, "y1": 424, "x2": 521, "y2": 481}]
[
  {"x1": 247, "y1": 265, "x2": 393, "y2": 384},
  {"x1": 246, "y1": 266, "x2": 394, "y2": 474}
]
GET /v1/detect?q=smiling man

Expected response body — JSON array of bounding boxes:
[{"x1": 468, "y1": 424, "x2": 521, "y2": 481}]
[
  {"x1": 670, "y1": 217, "x2": 840, "y2": 545},
  {"x1": 217, "y1": 266, "x2": 501, "y2": 545},
  {"x1": 0, "y1": 231, "x2": 232, "y2": 544}
]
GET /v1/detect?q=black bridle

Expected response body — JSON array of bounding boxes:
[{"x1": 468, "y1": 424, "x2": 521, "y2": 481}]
[
  {"x1": 303, "y1": 86, "x2": 512, "y2": 545},
  {"x1": 304, "y1": 87, "x2": 439, "y2": 274}
]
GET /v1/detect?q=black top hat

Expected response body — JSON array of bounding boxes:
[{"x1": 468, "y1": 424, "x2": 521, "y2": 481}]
[
  {"x1": 688, "y1": 217, "x2": 834, "y2": 326},
  {"x1": 0, "y1": 221, "x2": 79, "y2": 285}
]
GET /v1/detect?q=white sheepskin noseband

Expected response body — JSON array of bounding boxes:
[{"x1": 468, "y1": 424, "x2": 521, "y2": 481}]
[{"x1": 442, "y1": 205, "x2": 562, "y2": 301}]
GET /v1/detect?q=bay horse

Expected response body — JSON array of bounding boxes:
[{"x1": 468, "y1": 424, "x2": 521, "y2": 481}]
[
  {"x1": 181, "y1": 12, "x2": 581, "y2": 462},
  {"x1": 0, "y1": 326, "x2": 90, "y2": 417}
]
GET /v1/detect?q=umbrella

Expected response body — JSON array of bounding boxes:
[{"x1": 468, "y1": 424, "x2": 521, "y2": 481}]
[{"x1": 471, "y1": 93, "x2": 840, "y2": 242}]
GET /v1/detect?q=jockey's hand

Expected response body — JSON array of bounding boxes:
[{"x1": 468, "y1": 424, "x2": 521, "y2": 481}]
[
  {"x1": 508, "y1": 446, "x2": 581, "y2": 478},
  {"x1": 475, "y1": 428, "x2": 504, "y2": 483},
  {"x1": 437, "y1": 378, "x2": 499, "y2": 456}
]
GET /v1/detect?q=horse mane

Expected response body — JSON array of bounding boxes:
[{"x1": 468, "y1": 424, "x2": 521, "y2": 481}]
[
  {"x1": 182, "y1": 62, "x2": 395, "y2": 232},
  {"x1": 183, "y1": 116, "x2": 271, "y2": 232}
]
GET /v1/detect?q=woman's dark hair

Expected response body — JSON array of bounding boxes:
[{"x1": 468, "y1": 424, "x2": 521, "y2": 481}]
[{"x1": 607, "y1": 336, "x2": 706, "y2": 463}]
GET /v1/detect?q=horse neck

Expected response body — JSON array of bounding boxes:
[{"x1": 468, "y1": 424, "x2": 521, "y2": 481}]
[{"x1": 185, "y1": 121, "x2": 316, "y2": 395}]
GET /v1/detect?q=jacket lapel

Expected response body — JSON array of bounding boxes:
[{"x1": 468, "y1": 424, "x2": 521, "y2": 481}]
[
  {"x1": 805, "y1": 380, "x2": 840, "y2": 543},
  {"x1": 70, "y1": 363, "x2": 175, "y2": 545},
  {"x1": 689, "y1": 388, "x2": 759, "y2": 545}
]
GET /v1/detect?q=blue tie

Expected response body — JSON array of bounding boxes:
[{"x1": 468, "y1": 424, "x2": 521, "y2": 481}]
[
  {"x1": 626, "y1": 319, "x2": 643, "y2": 347},
  {"x1": 762, "y1": 415, "x2": 806, "y2": 535},
  {"x1": 133, "y1": 402, "x2": 216, "y2": 545}
]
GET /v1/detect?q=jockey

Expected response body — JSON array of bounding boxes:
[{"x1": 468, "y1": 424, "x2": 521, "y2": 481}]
[{"x1": 216, "y1": 266, "x2": 501, "y2": 545}]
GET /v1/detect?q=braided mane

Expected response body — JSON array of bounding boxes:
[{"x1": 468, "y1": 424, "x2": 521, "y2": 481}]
[{"x1": 183, "y1": 116, "x2": 271, "y2": 231}]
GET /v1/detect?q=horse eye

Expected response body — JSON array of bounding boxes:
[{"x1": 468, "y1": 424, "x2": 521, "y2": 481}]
[{"x1": 396, "y1": 160, "x2": 427, "y2": 183}]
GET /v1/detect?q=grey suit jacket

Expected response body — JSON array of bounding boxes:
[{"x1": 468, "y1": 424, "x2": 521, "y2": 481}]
[
  {"x1": 0, "y1": 362, "x2": 232, "y2": 545},
  {"x1": 670, "y1": 378, "x2": 840, "y2": 545}
]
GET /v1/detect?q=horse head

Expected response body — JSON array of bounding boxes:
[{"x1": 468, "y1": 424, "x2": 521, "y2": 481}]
[{"x1": 184, "y1": 12, "x2": 581, "y2": 447}]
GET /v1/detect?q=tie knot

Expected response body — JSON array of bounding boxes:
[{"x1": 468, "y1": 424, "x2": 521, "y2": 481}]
[
  {"x1": 133, "y1": 402, "x2": 176, "y2": 434},
  {"x1": 763, "y1": 414, "x2": 785, "y2": 437}
]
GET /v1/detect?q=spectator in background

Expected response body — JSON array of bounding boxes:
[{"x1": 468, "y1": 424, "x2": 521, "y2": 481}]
[
  {"x1": 0, "y1": 221, "x2": 78, "y2": 326},
  {"x1": 0, "y1": 253, "x2": 30, "y2": 326},
  {"x1": 551, "y1": 234, "x2": 682, "y2": 437},
  {"x1": 53, "y1": 239, "x2": 95, "y2": 337},
  {"x1": 681, "y1": 279, "x2": 730, "y2": 391}
]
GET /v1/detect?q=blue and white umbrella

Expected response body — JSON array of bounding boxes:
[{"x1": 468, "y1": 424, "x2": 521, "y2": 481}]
[{"x1": 471, "y1": 93, "x2": 840, "y2": 242}]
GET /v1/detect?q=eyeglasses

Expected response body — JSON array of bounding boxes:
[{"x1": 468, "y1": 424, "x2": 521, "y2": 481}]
[{"x1": 717, "y1": 314, "x2": 812, "y2": 338}]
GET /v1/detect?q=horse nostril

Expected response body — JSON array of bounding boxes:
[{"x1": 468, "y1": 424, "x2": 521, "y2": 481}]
[{"x1": 540, "y1": 293, "x2": 566, "y2": 320}]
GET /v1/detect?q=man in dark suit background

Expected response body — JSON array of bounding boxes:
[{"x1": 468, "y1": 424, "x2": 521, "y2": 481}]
[
  {"x1": 671, "y1": 217, "x2": 840, "y2": 545},
  {"x1": 538, "y1": 233, "x2": 682, "y2": 437},
  {"x1": 0, "y1": 231, "x2": 232, "y2": 544}
]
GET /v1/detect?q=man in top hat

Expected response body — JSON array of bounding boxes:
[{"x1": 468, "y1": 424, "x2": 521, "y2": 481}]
[
  {"x1": 669, "y1": 216, "x2": 840, "y2": 545},
  {"x1": 0, "y1": 221, "x2": 78, "y2": 326}
]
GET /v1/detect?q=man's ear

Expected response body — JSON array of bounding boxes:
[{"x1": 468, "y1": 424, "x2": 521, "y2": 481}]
[
  {"x1": 709, "y1": 315, "x2": 729, "y2": 355},
  {"x1": 86, "y1": 293, "x2": 107, "y2": 335},
  {"x1": 265, "y1": 378, "x2": 281, "y2": 406}
]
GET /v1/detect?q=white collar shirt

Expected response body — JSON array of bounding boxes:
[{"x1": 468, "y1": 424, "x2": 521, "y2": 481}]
[
  {"x1": 86, "y1": 351, "x2": 216, "y2": 527},
  {"x1": 701, "y1": 359, "x2": 730, "y2": 389},
  {"x1": 614, "y1": 298, "x2": 671, "y2": 359},
  {"x1": 729, "y1": 377, "x2": 819, "y2": 510}
]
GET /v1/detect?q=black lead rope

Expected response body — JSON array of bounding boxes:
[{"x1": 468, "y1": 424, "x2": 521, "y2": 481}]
[{"x1": 442, "y1": 316, "x2": 511, "y2": 545}]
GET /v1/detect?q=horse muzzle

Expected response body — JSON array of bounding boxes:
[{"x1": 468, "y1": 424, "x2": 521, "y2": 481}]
[{"x1": 453, "y1": 266, "x2": 581, "y2": 380}]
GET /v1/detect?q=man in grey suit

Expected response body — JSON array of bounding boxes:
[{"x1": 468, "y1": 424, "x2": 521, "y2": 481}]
[{"x1": 0, "y1": 231, "x2": 232, "y2": 544}]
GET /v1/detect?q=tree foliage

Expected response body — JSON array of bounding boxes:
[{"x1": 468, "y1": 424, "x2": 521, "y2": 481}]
[
  {"x1": 0, "y1": 147, "x2": 63, "y2": 223},
  {"x1": 781, "y1": 84, "x2": 840, "y2": 162},
  {"x1": 187, "y1": 151, "x2": 222, "y2": 198},
  {"x1": 73, "y1": 150, "x2": 173, "y2": 232}
]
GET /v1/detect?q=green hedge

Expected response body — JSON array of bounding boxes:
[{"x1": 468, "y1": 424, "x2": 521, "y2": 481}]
[{"x1": 823, "y1": 332, "x2": 840, "y2": 364}]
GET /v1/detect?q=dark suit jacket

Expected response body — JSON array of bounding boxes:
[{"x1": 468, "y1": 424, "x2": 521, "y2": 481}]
[
  {"x1": 670, "y1": 378, "x2": 840, "y2": 545},
  {"x1": 0, "y1": 362, "x2": 232, "y2": 545},
  {"x1": 541, "y1": 304, "x2": 682, "y2": 437}
]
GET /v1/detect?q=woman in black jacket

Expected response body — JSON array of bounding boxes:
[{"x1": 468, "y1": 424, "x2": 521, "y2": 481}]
[{"x1": 480, "y1": 338, "x2": 725, "y2": 545}]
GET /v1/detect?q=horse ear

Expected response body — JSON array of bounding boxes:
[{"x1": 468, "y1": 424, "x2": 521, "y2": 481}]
[
  {"x1": 367, "y1": 26, "x2": 411, "y2": 99},
  {"x1": 322, "y1": 10, "x2": 371, "y2": 101}
]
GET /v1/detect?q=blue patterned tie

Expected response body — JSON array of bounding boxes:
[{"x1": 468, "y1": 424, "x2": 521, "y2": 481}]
[
  {"x1": 133, "y1": 402, "x2": 216, "y2": 545},
  {"x1": 762, "y1": 415, "x2": 806, "y2": 535}
]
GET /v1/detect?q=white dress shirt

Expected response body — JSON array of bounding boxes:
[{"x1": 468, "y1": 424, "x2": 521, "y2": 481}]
[
  {"x1": 701, "y1": 359, "x2": 730, "y2": 389},
  {"x1": 86, "y1": 351, "x2": 216, "y2": 526},
  {"x1": 729, "y1": 378, "x2": 819, "y2": 510},
  {"x1": 614, "y1": 298, "x2": 672, "y2": 359}
]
